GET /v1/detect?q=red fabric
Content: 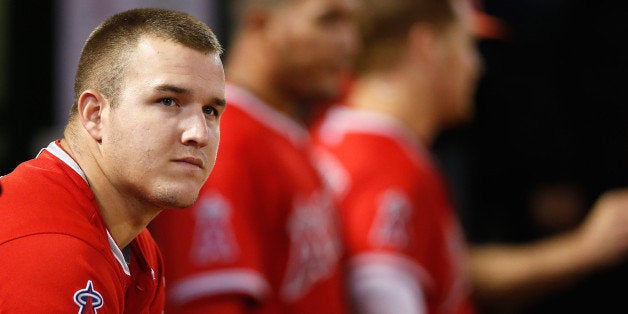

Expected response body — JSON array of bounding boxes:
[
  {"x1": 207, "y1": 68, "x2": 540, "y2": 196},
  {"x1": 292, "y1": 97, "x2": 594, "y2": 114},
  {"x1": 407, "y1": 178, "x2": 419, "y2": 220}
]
[{"x1": 0, "y1": 143, "x2": 165, "y2": 313}]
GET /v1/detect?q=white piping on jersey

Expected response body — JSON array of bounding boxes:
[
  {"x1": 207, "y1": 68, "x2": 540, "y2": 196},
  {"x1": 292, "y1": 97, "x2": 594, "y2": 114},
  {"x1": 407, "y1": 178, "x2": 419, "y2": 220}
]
[
  {"x1": 312, "y1": 146, "x2": 351, "y2": 199},
  {"x1": 169, "y1": 268, "x2": 271, "y2": 305},
  {"x1": 44, "y1": 141, "x2": 131, "y2": 276},
  {"x1": 350, "y1": 251, "x2": 435, "y2": 293},
  {"x1": 42, "y1": 141, "x2": 88, "y2": 183},
  {"x1": 317, "y1": 106, "x2": 436, "y2": 170},
  {"x1": 107, "y1": 230, "x2": 131, "y2": 276},
  {"x1": 225, "y1": 83, "x2": 310, "y2": 147},
  {"x1": 350, "y1": 256, "x2": 428, "y2": 314}
]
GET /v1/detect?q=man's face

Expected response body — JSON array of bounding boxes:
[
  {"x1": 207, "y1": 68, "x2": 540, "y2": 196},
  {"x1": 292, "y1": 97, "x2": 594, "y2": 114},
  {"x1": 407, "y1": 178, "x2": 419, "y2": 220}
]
[
  {"x1": 433, "y1": 0, "x2": 483, "y2": 126},
  {"x1": 268, "y1": 0, "x2": 359, "y2": 103},
  {"x1": 99, "y1": 36, "x2": 225, "y2": 209}
]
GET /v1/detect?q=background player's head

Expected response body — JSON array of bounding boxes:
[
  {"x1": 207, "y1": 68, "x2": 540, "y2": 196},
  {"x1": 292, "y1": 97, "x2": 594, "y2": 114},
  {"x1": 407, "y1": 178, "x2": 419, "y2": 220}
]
[
  {"x1": 356, "y1": 0, "x2": 483, "y2": 128},
  {"x1": 228, "y1": 0, "x2": 359, "y2": 108},
  {"x1": 65, "y1": 8, "x2": 226, "y2": 210}
]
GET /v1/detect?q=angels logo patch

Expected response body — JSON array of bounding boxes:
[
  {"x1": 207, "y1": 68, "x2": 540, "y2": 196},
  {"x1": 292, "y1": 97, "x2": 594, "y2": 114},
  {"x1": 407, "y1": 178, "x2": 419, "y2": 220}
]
[
  {"x1": 369, "y1": 189, "x2": 412, "y2": 249},
  {"x1": 189, "y1": 192, "x2": 240, "y2": 265},
  {"x1": 74, "y1": 280, "x2": 103, "y2": 314}
]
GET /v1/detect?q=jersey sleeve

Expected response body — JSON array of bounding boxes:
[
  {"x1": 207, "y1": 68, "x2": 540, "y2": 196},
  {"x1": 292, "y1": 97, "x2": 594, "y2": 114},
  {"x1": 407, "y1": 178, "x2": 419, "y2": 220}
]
[
  {"x1": 0, "y1": 233, "x2": 126, "y2": 313},
  {"x1": 338, "y1": 151, "x2": 439, "y2": 290}
]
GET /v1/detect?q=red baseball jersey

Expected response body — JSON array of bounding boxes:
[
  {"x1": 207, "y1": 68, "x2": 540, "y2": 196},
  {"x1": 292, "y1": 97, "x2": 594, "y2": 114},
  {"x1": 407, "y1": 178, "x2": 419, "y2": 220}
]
[
  {"x1": 0, "y1": 141, "x2": 165, "y2": 313},
  {"x1": 312, "y1": 106, "x2": 475, "y2": 314},
  {"x1": 150, "y1": 83, "x2": 347, "y2": 313}
]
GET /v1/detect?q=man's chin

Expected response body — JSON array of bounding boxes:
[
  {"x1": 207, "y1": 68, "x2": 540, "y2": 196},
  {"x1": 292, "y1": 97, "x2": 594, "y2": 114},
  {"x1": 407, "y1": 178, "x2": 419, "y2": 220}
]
[
  {"x1": 154, "y1": 189, "x2": 201, "y2": 210},
  {"x1": 442, "y1": 113, "x2": 473, "y2": 130}
]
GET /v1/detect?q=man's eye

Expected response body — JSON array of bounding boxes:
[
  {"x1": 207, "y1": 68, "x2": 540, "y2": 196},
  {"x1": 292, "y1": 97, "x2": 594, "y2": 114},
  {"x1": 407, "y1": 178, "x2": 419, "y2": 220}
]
[
  {"x1": 160, "y1": 98, "x2": 176, "y2": 107},
  {"x1": 203, "y1": 106, "x2": 218, "y2": 116}
]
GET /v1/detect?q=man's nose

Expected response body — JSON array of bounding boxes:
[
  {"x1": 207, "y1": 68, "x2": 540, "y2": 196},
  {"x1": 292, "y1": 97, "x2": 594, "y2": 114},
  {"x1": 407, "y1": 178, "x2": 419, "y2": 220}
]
[{"x1": 181, "y1": 109, "x2": 210, "y2": 148}]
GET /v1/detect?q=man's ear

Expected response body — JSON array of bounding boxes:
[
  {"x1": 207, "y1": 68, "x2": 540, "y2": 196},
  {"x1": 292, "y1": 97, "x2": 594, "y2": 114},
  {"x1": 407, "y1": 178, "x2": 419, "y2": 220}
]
[{"x1": 76, "y1": 89, "x2": 108, "y2": 142}]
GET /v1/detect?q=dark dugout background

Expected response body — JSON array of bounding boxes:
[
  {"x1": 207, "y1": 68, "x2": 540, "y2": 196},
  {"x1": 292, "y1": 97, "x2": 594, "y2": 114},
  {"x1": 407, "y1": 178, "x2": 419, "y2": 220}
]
[
  {"x1": 434, "y1": 0, "x2": 628, "y2": 313},
  {"x1": 1, "y1": 1, "x2": 627, "y2": 313}
]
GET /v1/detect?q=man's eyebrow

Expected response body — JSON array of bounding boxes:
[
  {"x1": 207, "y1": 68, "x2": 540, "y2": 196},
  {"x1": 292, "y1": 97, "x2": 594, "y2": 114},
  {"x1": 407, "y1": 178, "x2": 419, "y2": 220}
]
[
  {"x1": 212, "y1": 97, "x2": 227, "y2": 107},
  {"x1": 155, "y1": 84, "x2": 226, "y2": 107},
  {"x1": 155, "y1": 84, "x2": 190, "y2": 94}
]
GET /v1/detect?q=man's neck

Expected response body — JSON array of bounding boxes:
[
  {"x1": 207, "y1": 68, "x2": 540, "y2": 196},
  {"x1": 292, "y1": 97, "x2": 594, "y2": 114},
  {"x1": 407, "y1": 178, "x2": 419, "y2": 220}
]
[
  {"x1": 348, "y1": 74, "x2": 440, "y2": 146},
  {"x1": 59, "y1": 137, "x2": 158, "y2": 249}
]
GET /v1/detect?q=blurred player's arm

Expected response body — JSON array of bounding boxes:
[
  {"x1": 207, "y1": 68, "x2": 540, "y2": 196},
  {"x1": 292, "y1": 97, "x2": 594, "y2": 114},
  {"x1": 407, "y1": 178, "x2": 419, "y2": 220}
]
[{"x1": 469, "y1": 188, "x2": 628, "y2": 309}]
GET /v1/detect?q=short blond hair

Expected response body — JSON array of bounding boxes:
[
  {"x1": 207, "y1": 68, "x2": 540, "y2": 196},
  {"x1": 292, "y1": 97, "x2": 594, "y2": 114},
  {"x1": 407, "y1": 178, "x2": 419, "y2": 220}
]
[{"x1": 70, "y1": 8, "x2": 223, "y2": 120}]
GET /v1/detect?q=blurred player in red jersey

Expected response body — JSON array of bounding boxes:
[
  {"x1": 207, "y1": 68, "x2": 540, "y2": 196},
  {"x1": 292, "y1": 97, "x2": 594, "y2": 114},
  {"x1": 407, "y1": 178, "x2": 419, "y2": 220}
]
[
  {"x1": 0, "y1": 8, "x2": 225, "y2": 313},
  {"x1": 311, "y1": 0, "x2": 628, "y2": 313},
  {"x1": 149, "y1": 0, "x2": 359, "y2": 313}
]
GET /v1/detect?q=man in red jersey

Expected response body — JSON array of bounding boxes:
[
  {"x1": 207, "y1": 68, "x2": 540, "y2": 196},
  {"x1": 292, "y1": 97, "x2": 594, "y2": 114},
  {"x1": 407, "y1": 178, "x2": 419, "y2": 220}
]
[
  {"x1": 149, "y1": 0, "x2": 359, "y2": 313},
  {"x1": 312, "y1": 0, "x2": 628, "y2": 313},
  {"x1": 0, "y1": 8, "x2": 225, "y2": 313}
]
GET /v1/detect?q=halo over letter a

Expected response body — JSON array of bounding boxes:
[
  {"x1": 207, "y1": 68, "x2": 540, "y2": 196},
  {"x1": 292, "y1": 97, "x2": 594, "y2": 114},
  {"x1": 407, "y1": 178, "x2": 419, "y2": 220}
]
[{"x1": 74, "y1": 280, "x2": 104, "y2": 314}]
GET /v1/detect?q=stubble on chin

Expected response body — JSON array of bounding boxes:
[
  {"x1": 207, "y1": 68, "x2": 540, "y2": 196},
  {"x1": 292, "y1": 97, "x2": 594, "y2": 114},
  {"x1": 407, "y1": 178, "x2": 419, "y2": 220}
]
[
  {"x1": 163, "y1": 192, "x2": 200, "y2": 209},
  {"x1": 148, "y1": 184, "x2": 202, "y2": 210}
]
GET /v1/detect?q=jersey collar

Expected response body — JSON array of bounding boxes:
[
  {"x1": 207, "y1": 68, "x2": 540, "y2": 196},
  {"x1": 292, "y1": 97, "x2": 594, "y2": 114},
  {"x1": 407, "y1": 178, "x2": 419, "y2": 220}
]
[
  {"x1": 43, "y1": 141, "x2": 131, "y2": 276},
  {"x1": 41, "y1": 140, "x2": 88, "y2": 183}
]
